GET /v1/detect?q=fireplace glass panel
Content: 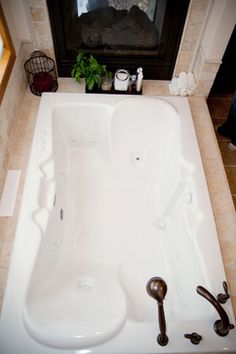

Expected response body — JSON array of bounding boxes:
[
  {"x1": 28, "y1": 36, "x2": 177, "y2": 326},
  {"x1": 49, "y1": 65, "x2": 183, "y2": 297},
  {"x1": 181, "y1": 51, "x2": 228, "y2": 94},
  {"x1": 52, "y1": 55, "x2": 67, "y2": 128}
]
[
  {"x1": 47, "y1": 0, "x2": 190, "y2": 79},
  {"x1": 73, "y1": 0, "x2": 167, "y2": 53}
]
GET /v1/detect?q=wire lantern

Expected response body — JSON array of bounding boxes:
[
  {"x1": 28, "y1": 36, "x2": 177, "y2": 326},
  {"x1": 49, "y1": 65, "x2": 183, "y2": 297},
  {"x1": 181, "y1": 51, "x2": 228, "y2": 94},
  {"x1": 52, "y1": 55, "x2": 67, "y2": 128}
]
[{"x1": 24, "y1": 51, "x2": 58, "y2": 96}]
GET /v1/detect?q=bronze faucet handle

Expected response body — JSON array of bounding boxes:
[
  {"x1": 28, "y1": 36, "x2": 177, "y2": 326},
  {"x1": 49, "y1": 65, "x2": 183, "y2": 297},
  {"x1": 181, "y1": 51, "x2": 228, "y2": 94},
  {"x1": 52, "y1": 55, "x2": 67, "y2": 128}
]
[
  {"x1": 217, "y1": 281, "x2": 230, "y2": 304},
  {"x1": 184, "y1": 332, "x2": 202, "y2": 345}
]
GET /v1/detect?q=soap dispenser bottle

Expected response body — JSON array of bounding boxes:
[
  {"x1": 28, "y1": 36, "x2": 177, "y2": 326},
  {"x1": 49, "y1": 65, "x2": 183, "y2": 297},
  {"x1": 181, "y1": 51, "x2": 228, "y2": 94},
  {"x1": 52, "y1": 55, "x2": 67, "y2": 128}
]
[{"x1": 136, "y1": 67, "x2": 143, "y2": 92}]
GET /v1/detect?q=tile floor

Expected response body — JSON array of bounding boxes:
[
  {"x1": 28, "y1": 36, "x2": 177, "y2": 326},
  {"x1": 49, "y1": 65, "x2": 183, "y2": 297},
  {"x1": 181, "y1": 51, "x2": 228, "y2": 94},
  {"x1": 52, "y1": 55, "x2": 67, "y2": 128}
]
[{"x1": 207, "y1": 94, "x2": 236, "y2": 209}]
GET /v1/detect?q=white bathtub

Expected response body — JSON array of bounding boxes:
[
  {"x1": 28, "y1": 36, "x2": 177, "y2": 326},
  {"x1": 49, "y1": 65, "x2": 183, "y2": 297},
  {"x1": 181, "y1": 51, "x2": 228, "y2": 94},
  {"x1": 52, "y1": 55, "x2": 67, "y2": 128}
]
[{"x1": 0, "y1": 93, "x2": 235, "y2": 354}]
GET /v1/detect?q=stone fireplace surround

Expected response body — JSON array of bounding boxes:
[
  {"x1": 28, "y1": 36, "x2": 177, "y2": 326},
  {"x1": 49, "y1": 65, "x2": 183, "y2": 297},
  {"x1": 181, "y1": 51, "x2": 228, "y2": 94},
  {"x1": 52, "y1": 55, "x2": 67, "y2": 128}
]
[
  {"x1": 46, "y1": 0, "x2": 190, "y2": 80},
  {"x1": 23, "y1": 0, "x2": 235, "y2": 97}
]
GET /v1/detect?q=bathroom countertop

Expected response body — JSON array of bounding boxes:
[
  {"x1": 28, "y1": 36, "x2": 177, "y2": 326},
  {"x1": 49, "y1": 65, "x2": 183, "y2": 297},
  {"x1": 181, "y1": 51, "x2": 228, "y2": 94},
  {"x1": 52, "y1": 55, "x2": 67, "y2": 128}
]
[{"x1": 0, "y1": 78, "x2": 235, "y2": 318}]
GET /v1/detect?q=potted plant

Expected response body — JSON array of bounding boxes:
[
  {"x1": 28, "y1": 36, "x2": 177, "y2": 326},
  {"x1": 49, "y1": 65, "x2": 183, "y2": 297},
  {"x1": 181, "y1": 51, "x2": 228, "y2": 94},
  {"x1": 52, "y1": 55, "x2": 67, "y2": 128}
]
[
  {"x1": 101, "y1": 70, "x2": 113, "y2": 91},
  {"x1": 71, "y1": 51, "x2": 112, "y2": 91}
]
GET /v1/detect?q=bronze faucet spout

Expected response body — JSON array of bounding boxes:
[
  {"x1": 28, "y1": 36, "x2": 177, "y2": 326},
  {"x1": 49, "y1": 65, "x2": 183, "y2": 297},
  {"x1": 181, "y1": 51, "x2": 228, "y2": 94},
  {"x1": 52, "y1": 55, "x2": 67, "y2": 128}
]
[{"x1": 197, "y1": 285, "x2": 234, "y2": 336}]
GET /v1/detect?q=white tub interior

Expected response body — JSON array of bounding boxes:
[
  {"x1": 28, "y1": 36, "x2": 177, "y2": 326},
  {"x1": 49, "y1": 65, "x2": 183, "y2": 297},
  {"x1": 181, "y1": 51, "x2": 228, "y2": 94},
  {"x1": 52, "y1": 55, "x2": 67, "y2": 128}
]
[{"x1": 0, "y1": 94, "x2": 235, "y2": 354}]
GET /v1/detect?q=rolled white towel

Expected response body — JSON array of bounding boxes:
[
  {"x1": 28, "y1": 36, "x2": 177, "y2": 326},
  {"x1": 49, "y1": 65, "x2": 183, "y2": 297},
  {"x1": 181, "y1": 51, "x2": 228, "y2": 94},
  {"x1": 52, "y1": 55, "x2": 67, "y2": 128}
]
[
  {"x1": 178, "y1": 72, "x2": 188, "y2": 96},
  {"x1": 169, "y1": 71, "x2": 196, "y2": 96},
  {"x1": 169, "y1": 77, "x2": 179, "y2": 95},
  {"x1": 187, "y1": 72, "x2": 196, "y2": 96}
]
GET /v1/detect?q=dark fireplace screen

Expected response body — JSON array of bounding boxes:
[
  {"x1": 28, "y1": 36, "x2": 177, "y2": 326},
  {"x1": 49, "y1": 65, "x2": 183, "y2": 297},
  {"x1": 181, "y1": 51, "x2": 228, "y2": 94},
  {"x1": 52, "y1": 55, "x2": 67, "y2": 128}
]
[{"x1": 47, "y1": 0, "x2": 189, "y2": 79}]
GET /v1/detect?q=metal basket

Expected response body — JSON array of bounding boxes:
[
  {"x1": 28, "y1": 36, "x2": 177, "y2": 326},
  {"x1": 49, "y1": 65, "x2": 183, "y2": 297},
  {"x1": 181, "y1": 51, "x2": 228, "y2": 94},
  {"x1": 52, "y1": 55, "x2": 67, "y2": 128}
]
[{"x1": 24, "y1": 51, "x2": 58, "y2": 96}]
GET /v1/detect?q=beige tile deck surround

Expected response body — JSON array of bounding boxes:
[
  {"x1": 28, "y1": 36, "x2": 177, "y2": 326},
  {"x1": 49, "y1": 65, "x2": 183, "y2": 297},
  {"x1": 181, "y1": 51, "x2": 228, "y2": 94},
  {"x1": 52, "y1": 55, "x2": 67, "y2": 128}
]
[{"x1": 0, "y1": 79, "x2": 236, "y2": 320}]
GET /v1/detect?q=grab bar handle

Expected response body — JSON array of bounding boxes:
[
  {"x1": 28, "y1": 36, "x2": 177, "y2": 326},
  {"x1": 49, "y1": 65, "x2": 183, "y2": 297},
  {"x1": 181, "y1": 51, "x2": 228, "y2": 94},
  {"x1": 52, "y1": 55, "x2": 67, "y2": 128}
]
[
  {"x1": 197, "y1": 285, "x2": 234, "y2": 336},
  {"x1": 38, "y1": 178, "x2": 56, "y2": 211},
  {"x1": 157, "y1": 180, "x2": 191, "y2": 228}
]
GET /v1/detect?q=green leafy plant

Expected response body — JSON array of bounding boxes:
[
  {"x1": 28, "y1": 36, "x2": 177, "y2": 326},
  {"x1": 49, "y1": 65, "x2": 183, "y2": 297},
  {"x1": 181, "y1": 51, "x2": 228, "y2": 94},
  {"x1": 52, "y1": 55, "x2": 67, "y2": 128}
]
[
  {"x1": 71, "y1": 51, "x2": 112, "y2": 90},
  {"x1": 102, "y1": 70, "x2": 113, "y2": 81}
]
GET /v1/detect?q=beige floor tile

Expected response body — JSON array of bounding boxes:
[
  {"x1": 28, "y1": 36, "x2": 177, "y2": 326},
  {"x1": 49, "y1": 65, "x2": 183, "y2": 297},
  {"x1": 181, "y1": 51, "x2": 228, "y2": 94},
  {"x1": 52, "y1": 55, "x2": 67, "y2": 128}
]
[
  {"x1": 2, "y1": 217, "x2": 17, "y2": 242},
  {"x1": 225, "y1": 266, "x2": 236, "y2": 296},
  {"x1": 220, "y1": 239, "x2": 236, "y2": 268},
  {"x1": 0, "y1": 242, "x2": 13, "y2": 269},
  {"x1": 11, "y1": 135, "x2": 33, "y2": 156},
  {"x1": 0, "y1": 218, "x2": 9, "y2": 242},
  {"x1": 8, "y1": 154, "x2": 28, "y2": 171},
  {"x1": 215, "y1": 214, "x2": 236, "y2": 242},
  {"x1": 188, "y1": 97, "x2": 213, "y2": 127},
  {"x1": 15, "y1": 119, "x2": 35, "y2": 139},
  {"x1": 142, "y1": 80, "x2": 170, "y2": 95},
  {"x1": 195, "y1": 126, "x2": 221, "y2": 159},
  {"x1": 0, "y1": 268, "x2": 8, "y2": 290},
  {"x1": 202, "y1": 158, "x2": 235, "y2": 215},
  {"x1": 20, "y1": 94, "x2": 40, "y2": 118}
]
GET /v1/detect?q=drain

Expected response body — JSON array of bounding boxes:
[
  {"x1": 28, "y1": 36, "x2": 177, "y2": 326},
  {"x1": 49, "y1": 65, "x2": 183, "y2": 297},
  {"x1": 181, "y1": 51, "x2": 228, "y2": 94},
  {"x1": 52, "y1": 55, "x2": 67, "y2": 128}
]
[{"x1": 132, "y1": 151, "x2": 145, "y2": 167}]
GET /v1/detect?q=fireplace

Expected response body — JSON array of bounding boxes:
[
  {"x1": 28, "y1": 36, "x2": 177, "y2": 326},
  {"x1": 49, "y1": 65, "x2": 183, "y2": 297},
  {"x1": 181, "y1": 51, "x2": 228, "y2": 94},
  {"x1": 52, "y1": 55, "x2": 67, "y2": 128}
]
[{"x1": 47, "y1": 0, "x2": 190, "y2": 80}]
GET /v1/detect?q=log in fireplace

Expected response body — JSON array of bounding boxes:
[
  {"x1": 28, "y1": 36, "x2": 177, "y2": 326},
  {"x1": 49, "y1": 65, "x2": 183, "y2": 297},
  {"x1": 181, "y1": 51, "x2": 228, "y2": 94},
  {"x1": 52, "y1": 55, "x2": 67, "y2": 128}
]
[{"x1": 47, "y1": 0, "x2": 190, "y2": 80}]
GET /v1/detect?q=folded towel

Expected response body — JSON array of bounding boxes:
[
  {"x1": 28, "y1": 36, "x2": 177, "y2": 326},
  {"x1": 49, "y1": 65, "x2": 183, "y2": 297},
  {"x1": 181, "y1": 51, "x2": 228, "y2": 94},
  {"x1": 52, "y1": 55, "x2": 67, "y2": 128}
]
[
  {"x1": 169, "y1": 72, "x2": 196, "y2": 96},
  {"x1": 178, "y1": 72, "x2": 188, "y2": 96}
]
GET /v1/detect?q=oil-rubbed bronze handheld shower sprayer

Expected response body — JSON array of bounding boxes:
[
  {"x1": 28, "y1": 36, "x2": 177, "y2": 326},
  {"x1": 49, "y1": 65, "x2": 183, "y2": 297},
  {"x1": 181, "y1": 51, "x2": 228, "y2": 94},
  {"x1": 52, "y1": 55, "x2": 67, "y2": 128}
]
[{"x1": 146, "y1": 277, "x2": 168, "y2": 346}]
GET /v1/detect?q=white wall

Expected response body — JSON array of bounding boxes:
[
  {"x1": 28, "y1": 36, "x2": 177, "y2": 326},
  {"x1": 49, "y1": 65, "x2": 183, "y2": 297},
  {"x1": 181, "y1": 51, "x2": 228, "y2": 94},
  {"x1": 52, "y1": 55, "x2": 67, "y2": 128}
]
[{"x1": 201, "y1": 0, "x2": 236, "y2": 60}]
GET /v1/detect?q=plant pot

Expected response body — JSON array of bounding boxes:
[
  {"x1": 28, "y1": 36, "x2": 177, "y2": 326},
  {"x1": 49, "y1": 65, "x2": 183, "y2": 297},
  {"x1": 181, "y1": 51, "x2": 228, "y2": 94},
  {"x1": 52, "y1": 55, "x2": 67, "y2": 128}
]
[
  {"x1": 101, "y1": 77, "x2": 113, "y2": 91},
  {"x1": 85, "y1": 84, "x2": 100, "y2": 93}
]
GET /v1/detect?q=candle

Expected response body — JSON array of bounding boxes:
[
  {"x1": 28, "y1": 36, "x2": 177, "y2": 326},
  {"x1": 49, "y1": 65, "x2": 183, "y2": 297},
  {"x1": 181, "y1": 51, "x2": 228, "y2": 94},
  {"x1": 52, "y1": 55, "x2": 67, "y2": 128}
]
[{"x1": 33, "y1": 72, "x2": 53, "y2": 92}]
